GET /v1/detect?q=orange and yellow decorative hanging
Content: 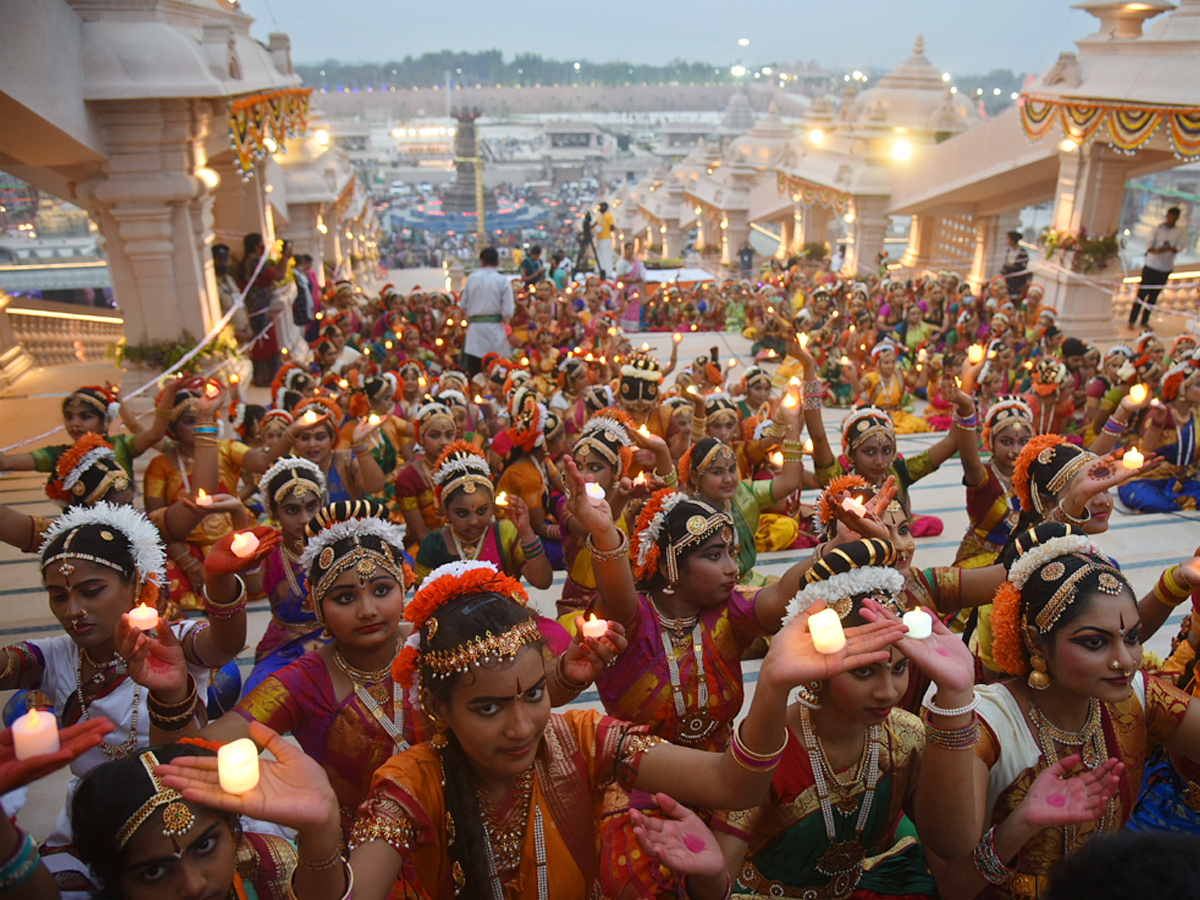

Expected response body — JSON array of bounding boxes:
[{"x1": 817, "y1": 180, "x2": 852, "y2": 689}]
[
  {"x1": 1019, "y1": 93, "x2": 1200, "y2": 160},
  {"x1": 227, "y1": 88, "x2": 315, "y2": 179},
  {"x1": 775, "y1": 172, "x2": 850, "y2": 215}
]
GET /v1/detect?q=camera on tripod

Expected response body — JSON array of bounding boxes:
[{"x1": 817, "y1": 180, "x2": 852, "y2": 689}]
[{"x1": 578, "y1": 211, "x2": 594, "y2": 243}]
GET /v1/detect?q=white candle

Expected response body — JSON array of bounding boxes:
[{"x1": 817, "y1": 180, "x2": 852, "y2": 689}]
[
  {"x1": 204, "y1": 383, "x2": 220, "y2": 398},
  {"x1": 11, "y1": 708, "x2": 59, "y2": 760},
  {"x1": 839, "y1": 355, "x2": 851, "y2": 366},
  {"x1": 585, "y1": 482, "x2": 606, "y2": 501},
  {"x1": 641, "y1": 342, "x2": 650, "y2": 352},
  {"x1": 782, "y1": 392, "x2": 798, "y2": 409},
  {"x1": 1122, "y1": 448, "x2": 1144, "y2": 470},
  {"x1": 638, "y1": 425, "x2": 650, "y2": 437},
  {"x1": 128, "y1": 603, "x2": 159, "y2": 632},
  {"x1": 195, "y1": 489, "x2": 212, "y2": 507},
  {"x1": 1129, "y1": 383, "x2": 1148, "y2": 403},
  {"x1": 808, "y1": 608, "x2": 846, "y2": 655},
  {"x1": 367, "y1": 413, "x2": 381, "y2": 426},
  {"x1": 967, "y1": 344, "x2": 985, "y2": 364},
  {"x1": 902, "y1": 608, "x2": 934, "y2": 640},
  {"x1": 580, "y1": 614, "x2": 608, "y2": 640},
  {"x1": 841, "y1": 495, "x2": 867, "y2": 517},
  {"x1": 217, "y1": 738, "x2": 260, "y2": 794},
  {"x1": 230, "y1": 532, "x2": 260, "y2": 559},
  {"x1": 230, "y1": 373, "x2": 240, "y2": 385}
]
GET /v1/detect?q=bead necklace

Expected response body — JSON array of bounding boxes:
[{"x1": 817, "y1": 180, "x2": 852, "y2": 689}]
[
  {"x1": 81, "y1": 649, "x2": 126, "y2": 686},
  {"x1": 655, "y1": 608, "x2": 713, "y2": 742},
  {"x1": 800, "y1": 706, "x2": 881, "y2": 887},
  {"x1": 76, "y1": 650, "x2": 139, "y2": 760},
  {"x1": 1027, "y1": 695, "x2": 1114, "y2": 848},
  {"x1": 479, "y1": 767, "x2": 546, "y2": 900},
  {"x1": 281, "y1": 543, "x2": 305, "y2": 599},
  {"x1": 332, "y1": 646, "x2": 407, "y2": 754}
]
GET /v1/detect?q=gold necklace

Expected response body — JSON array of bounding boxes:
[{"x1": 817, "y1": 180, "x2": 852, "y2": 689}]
[
  {"x1": 281, "y1": 542, "x2": 305, "y2": 598},
  {"x1": 477, "y1": 767, "x2": 535, "y2": 874}
]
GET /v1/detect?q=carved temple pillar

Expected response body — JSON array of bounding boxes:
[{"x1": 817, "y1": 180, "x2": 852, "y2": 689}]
[{"x1": 846, "y1": 195, "x2": 889, "y2": 279}]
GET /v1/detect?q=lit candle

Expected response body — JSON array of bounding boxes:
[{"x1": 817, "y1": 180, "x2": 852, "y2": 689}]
[
  {"x1": 495, "y1": 491, "x2": 510, "y2": 506},
  {"x1": 474, "y1": 395, "x2": 484, "y2": 404},
  {"x1": 418, "y1": 376, "x2": 427, "y2": 388},
  {"x1": 782, "y1": 392, "x2": 798, "y2": 409},
  {"x1": 917, "y1": 348, "x2": 927, "y2": 363},
  {"x1": 799, "y1": 333, "x2": 809, "y2": 348},
  {"x1": 585, "y1": 353, "x2": 594, "y2": 362},
  {"x1": 767, "y1": 306, "x2": 775, "y2": 314},
  {"x1": 808, "y1": 608, "x2": 846, "y2": 655},
  {"x1": 686, "y1": 385, "x2": 698, "y2": 395},
  {"x1": 771, "y1": 451, "x2": 784, "y2": 466},
  {"x1": 967, "y1": 344, "x2": 985, "y2": 364},
  {"x1": 804, "y1": 438, "x2": 814, "y2": 453},
  {"x1": 902, "y1": 608, "x2": 934, "y2": 640},
  {"x1": 521, "y1": 356, "x2": 530, "y2": 365},
  {"x1": 841, "y1": 495, "x2": 867, "y2": 517},
  {"x1": 301, "y1": 410, "x2": 318, "y2": 426},
  {"x1": 217, "y1": 738, "x2": 260, "y2": 795},
  {"x1": 1129, "y1": 383, "x2": 1148, "y2": 403},
  {"x1": 641, "y1": 342, "x2": 650, "y2": 352},
  {"x1": 385, "y1": 341, "x2": 393, "y2": 349},
  {"x1": 1122, "y1": 448, "x2": 1144, "y2": 470},
  {"x1": 673, "y1": 332, "x2": 683, "y2": 344},
  {"x1": 767, "y1": 349, "x2": 777, "y2": 358},
  {"x1": 11, "y1": 708, "x2": 59, "y2": 760},
  {"x1": 367, "y1": 413, "x2": 381, "y2": 426},
  {"x1": 195, "y1": 488, "x2": 212, "y2": 507},
  {"x1": 128, "y1": 603, "x2": 159, "y2": 632},
  {"x1": 230, "y1": 373, "x2": 240, "y2": 385},
  {"x1": 435, "y1": 338, "x2": 444, "y2": 347},
  {"x1": 585, "y1": 482, "x2": 606, "y2": 500},
  {"x1": 839, "y1": 355, "x2": 851, "y2": 366},
  {"x1": 690, "y1": 324, "x2": 698, "y2": 331},
  {"x1": 204, "y1": 382, "x2": 220, "y2": 398},
  {"x1": 608, "y1": 327, "x2": 618, "y2": 336},
  {"x1": 727, "y1": 357, "x2": 738, "y2": 369},
  {"x1": 635, "y1": 472, "x2": 648, "y2": 486},
  {"x1": 580, "y1": 614, "x2": 608, "y2": 640},
  {"x1": 339, "y1": 379, "x2": 349, "y2": 389},
  {"x1": 230, "y1": 531, "x2": 260, "y2": 558}
]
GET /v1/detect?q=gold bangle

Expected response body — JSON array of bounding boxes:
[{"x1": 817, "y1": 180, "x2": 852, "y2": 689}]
[
  {"x1": 586, "y1": 530, "x2": 629, "y2": 563},
  {"x1": 554, "y1": 653, "x2": 590, "y2": 694},
  {"x1": 732, "y1": 719, "x2": 789, "y2": 762},
  {"x1": 296, "y1": 839, "x2": 346, "y2": 870}
]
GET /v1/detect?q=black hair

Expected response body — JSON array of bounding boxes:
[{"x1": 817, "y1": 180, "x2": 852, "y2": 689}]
[
  {"x1": 40, "y1": 522, "x2": 137, "y2": 582},
  {"x1": 211, "y1": 243, "x2": 231, "y2": 258},
  {"x1": 1167, "y1": 206, "x2": 1182, "y2": 217},
  {"x1": 243, "y1": 232, "x2": 263, "y2": 256},
  {"x1": 479, "y1": 246, "x2": 499, "y2": 266},
  {"x1": 72, "y1": 742, "x2": 238, "y2": 900},
  {"x1": 420, "y1": 592, "x2": 545, "y2": 899},
  {"x1": 1043, "y1": 831, "x2": 1200, "y2": 900},
  {"x1": 241, "y1": 403, "x2": 266, "y2": 440},
  {"x1": 529, "y1": 244, "x2": 541, "y2": 257},
  {"x1": 640, "y1": 497, "x2": 727, "y2": 592}
]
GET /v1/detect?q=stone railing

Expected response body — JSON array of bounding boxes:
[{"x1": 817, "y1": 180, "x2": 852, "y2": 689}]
[
  {"x1": 0, "y1": 291, "x2": 125, "y2": 371},
  {"x1": 1111, "y1": 277, "x2": 1200, "y2": 327}
]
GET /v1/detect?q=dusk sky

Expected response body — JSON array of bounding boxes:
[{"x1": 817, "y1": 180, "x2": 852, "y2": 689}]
[{"x1": 237, "y1": 0, "x2": 1103, "y2": 77}]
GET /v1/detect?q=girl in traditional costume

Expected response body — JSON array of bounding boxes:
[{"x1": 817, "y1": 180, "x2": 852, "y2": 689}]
[
  {"x1": 550, "y1": 356, "x2": 592, "y2": 447},
  {"x1": 156, "y1": 556, "x2": 905, "y2": 899},
  {"x1": 494, "y1": 394, "x2": 564, "y2": 569},
  {"x1": 846, "y1": 341, "x2": 932, "y2": 435},
  {"x1": 913, "y1": 524, "x2": 1200, "y2": 900},
  {"x1": 616, "y1": 352, "x2": 685, "y2": 464},
  {"x1": 1117, "y1": 361, "x2": 1200, "y2": 513},
  {"x1": 394, "y1": 402, "x2": 457, "y2": 557},
  {"x1": 286, "y1": 397, "x2": 385, "y2": 505}
]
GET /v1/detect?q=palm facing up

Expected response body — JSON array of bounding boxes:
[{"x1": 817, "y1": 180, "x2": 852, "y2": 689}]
[
  {"x1": 1019, "y1": 755, "x2": 1124, "y2": 829},
  {"x1": 764, "y1": 601, "x2": 905, "y2": 687},
  {"x1": 632, "y1": 793, "x2": 726, "y2": 877}
]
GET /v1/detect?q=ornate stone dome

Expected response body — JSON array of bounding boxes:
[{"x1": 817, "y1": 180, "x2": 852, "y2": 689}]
[
  {"x1": 845, "y1": 35, "x2": 980, "y2": 136},
  {"x1": 729, "y1": 102, "x2": 796, "y2": 168},
  {"x1": 720, "y1": 89, "x2": 756, "y2": 135}
]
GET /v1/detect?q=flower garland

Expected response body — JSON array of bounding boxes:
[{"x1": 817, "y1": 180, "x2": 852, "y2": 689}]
[
  {"x1": 46, "y1": 434, "x2": 115, "y2": 503},
  {"x1": 990, "y1": 580, "x2": 1029, "y2": 676},
  {"x1": 430, "y1": 440, "x2": 492, "y2": 505},
  {"x1": 1012, "y1": 432, "x2": 1068, "y2": 514},
  {"x1": 813, "y1": 474, "x2": 871, "y2": 540},
  {"x1": 782, "y1": 567, "x2": 906, "y2": 627},
  {"x1": 1007, "y1": 534, "x2": 1102, "y2": 591},
  {"x1": 39, "y1": 502, "x2": 167, "y2": 597},
  {"x1": 631, "y1": 488, "x2": 689, "y2": 581}
]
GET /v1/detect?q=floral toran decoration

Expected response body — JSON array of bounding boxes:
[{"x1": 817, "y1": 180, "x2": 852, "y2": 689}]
[
  {"x1": 1020, "y1": 93, "x2": 1200, "y2": 161},
  {"x1": 227, "y1": 88, "x2": 314, "y2": 179}
]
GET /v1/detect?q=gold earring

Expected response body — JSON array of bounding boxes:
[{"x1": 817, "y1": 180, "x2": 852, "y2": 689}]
[
  {"x1": 1028, "y1": 653, "x2": 1050, "y2": 690},
  {"x1": 795, "y1": 681, "x2": 823, "y2": 710}
]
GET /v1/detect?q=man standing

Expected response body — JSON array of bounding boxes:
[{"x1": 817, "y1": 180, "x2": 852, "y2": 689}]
[
  {"x1": 738, "y1": 239, "x2": 755, "y2": 279},
  {"x1": 999, "y1": 230, "x2": 1031, "y2": 299},
  {"x1": 1130, "y1": 206, "x2": 1186, "y2": 328},
  {"x1": 519, "y1": 244, "x2": 545, "y2": 287},
  {"x1": 461, "y1": 246, "x2": 515, "y2": 376},
  {"x1": 595, "y1": 201, "x2": 615, "y2": 279}
]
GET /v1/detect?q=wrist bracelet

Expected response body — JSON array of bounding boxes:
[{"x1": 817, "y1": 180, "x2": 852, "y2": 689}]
[
  {"x1": 972, "y1": 826, "x2": 1015, "y2": 885},
  {"x1": 923, "y1": 691, "x2": 979, "y2": 718},
  {"x1": 289, "y1": 859, "x2": 354, "y2": 900},
  {"x1": 1155, "y1": 565, "x2": 1192, "y2": 608},
  {"x1": 148, "y1": 676, "x2": 197, "y2": 732},
  {"x1": 1103, "y1": 417, "x2": 1128, "y2": 436},
  {"x1": 554, "y1": 652, "x2": 591, "y2": 694},
  {"x1": 296, "y1": 839, "x2": 346, "y2": 871},
  {"x1": 924, "y1": 712, "x2": 981, "y2": 750},
  {"x1": 0, "y1": 830, "x2": 38, "y2": 891},
  {"x1": 804, "y1": 395, "x2": 823, "y2": 410},
  {"x1": 730, "y1": 720, "x2": 788, "y2": 772},
  {"x1": 202, "y1": 575, "x2": 248, "y2": 619},
  {"x1": 155, "y1": 408, "x2": 173, "y2": 422},
  {"x1": 660, "y1": 470, "x2": 678, "y2": 487},
  {"x1": 520, "y1": 539, "x2": 545, "y2": 560},
  {"x1": 586, "y1": 530, "x2": 629, "y2": 563},
  {"x1": 803, "y1": 379, "x2": 823, "y2": 397},
  {"x1": 765, "y1": 421, "x2": 786, "y2": 438},
  {"x1": 1052, "y1": 502, "x2": 1091, "y2": 526}
]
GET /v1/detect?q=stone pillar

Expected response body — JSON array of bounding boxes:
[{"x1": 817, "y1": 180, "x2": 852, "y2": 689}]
[
  {"x1": 777, "y1": 219, "x2": 793, "y2": 258},
  {"x1": 801, "y1": 204, "x2": 834, "y2": 253},
  {"x1": 900, "y1": 214, "x2": 939, "y2": 269},
  {"x1": 288, "y1": 201, "x2": 327, "y2": 278},
  {"x1": 723, "y1": 211, "x2": 749, "y2": 269},
  {"x1": 1038, "y1": 144, "x2": 1132, "y2": 339},
  {"x1": 209, "y1": 153, "x2": 268, "y2": 247},
  {"x1": 969, "y1": 215, "x2": 1001, "y2": 287},
  {"x1": 78, "y1": 98, "x2": 218, "y2": 345},
  {"x1": 847, "y1": 195, "x2": 889, "y2": 279}
]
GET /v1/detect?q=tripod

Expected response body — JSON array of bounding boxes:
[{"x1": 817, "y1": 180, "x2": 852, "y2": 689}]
[{"x1": 573, "y1": 212, "x2": 605, "y2": 279}]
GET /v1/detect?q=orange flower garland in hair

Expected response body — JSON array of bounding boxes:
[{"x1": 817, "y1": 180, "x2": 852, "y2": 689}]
[
  {"x1": 1011, "y1": 432, "x2": 1067, "y2": 514},
  {"x1": 391, "y1": 561, "x2": 529, "y2": 686},
  {"x1": 990, "y1": 580, "x2": 1029, "y2": 676},
  {"x1": 630, "y1": 488, "x2": 688, "y2": 581},
  {"x1": 815, "y1": 473, "x2": 871, "y2": 536},
  {"x1": 677, "y1": 445, "x2": 694, "y2": 489},
  {"x1": 46, "y1": 433, "x2": 114, "y2": 503}
]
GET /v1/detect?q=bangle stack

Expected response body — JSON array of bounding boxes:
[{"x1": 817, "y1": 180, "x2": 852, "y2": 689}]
[
  {"x1": 1155, "y1": 564, "x2": 1192, "y2": 608},
  {"x1": 586, "y1": 530, "x2": 629, "y2": 563},
  {"x1": 924, "y1": 712, "x2": 981, "y2": 750},
  {"x1": 729, "y1": 720, "x2": 787, "y2": 773},
  {"x1": 193, "y1": 424, "x2": 219, "y2": 448},
  {"x1": 351, "y1": 442, "x2": 370, "y2": 456},
  {"x1": 972, "y1": 826, "x2": 1015, "y2": 885},
  {"x1": 922, "y1": 691, "x2": 980, "y2": 719},
  {"x1": 155, "y1": 407, "x2": 173, "y2": 422},
  {"x1": 553, "y1": 653, "x2": 591, "y2": 695},
  {"x1": 803, "y1": 378, "x2": 823, "y2": 398},
  {"x1": 953, "y1": 409, "x2": 979, "y2": 432},
  {"x1": 289, "y1": 859, "x2": 354, "y2": 900},
  {"x1": 203, "y1": 575, "x2": 248, "y2": 619},
  {"x1": 0, "y1": 830, "x2": 39, "y2": 891},
  {"x1": 782, "y1": 439, "x2": 805, "y2": 462},
  {"x1": 765, "y1": 421, "x2": 786, "y2": 438},
  {"x1": 660, "y1": 469, "x2": 679, "y2": 488},
  {"x1": 690, "y1": 415, "x2": 707, "y2": 444},
  {"x1": 1102, "y1": 416, "x2": 1128, "y2": 437},
  {"x1": 148, "y1": 675, "x2": 197, "y2": 732},
  {"x1": 520, "y1": 538, "x2": 545, "y2": 561},
  {"x1": 296, "y1": 839, "x2": 346, "y2": 871}
]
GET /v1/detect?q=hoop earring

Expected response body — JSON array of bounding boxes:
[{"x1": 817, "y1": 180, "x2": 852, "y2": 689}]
[{"x1": 1028, "y1": 653, "x2": 1050, "y2": 690}]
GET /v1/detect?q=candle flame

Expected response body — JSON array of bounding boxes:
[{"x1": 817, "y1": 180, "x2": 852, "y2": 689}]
[
  {"x1": 230, "y1": 373, "x2": 240, "y2": 384},
  {"x1": 196, "y1": 489, "x2": 208, "y2": 501},
  {"x1": 799, "y1": 333, "x2": 809, "y2": 348},
  {"x1": 771, "y1": 451, "x2": 784, "y2": 466},
  {"x1": 301, "y1": 410, "x2": 318, "y2": 425},
  {"x1": 638, "y1": 424, "x2": 650, "y2": 436},
  {"x1": 27, "y1": 707, "x2": 39, "y2": 727},
  {"x1": 641, "y1": 342, "x2": 650, "y2": 352},
  {"x1": 967, "y1": 344, "x2": 985, "y2": 364},
  {"x1": 204, "y1": 383, "x2": 220, "y2": 398},
  {"x1": 1130, "y1": 384, "x2": 1148, "y2": 403},
  {"x1": 673, "y1": 333, "x2": 683, "y2": 343},
  {"x1": 495, "y1": 492, "x2": 509, "y2": 506}
]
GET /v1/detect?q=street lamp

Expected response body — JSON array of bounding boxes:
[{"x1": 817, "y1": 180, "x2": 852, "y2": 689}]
[{"x1": 731, "y1": 65, "x2": 747, "y2": 78}]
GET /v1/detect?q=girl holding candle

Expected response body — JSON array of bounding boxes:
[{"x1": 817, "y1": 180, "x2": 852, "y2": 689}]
[
  {"x1": 842, "y1": 341, "x2": 933, "y2": 435},
  {"x1": 0, "y1": 503, "x2": 247, "y2": 896},
  {"x1": 394, "y1": 402, "x2": 457, "y2": 557},
  {"x1": 242, "y1": 457, "x2": 329, "y2": 693},
  {"x1": 910, "y1": 523, "x2": 1200, "y2": 900},
  {"x1": 287, "y1": 397, "x2": 386, "y2": 505},
  {"x1": 414, "y1": 442, "x2": 554, "y2": 593},
  {"x1": 70, "y1": 741, "x2": 299, "y2": 900},
  {"x1": 1116, "y1": 361, "x2": 1200, "y2": 514},
  {"x1": 337, "y1": 373, "x2": 415, "y2": 520},
  {"x1": 494, "y1": 395, "x2": 565, "y2": 569},
  {"x1": 155, "y1": 559, "x2": 905, "y2": 900},
  {"x1": 556, "y1": 409, "x2": 668, "y2": 620},
  {"x1": 615, "y1": 352, "x2": 686, "y2": 465},
  {"x1": 637, "y1": 539, "x2": 977, "y2": 899},
  {"x1": 678, "y1": 389, "x2": 803, "y2": 585},
  {"x1": 550, "y1": 357, "x2": 592, "y2": 447},
  {"x1": 798, "y1": 340, "x2": 973, "y2": 539}
]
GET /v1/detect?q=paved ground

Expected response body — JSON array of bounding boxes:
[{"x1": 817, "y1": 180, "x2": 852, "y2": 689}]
[{"x1": 2, "y1": 327, "x2": 1198, "y2": 839}]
